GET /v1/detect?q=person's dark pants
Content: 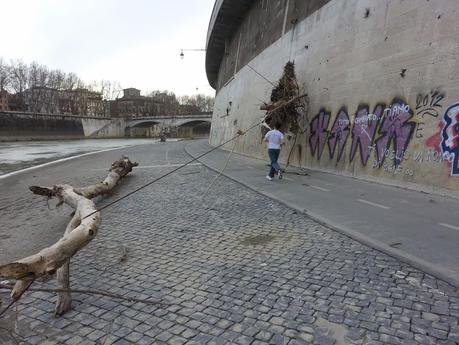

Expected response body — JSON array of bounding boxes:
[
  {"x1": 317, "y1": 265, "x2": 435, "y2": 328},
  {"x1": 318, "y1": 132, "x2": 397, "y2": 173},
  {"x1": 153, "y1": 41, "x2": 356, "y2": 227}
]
[{"x1": 268, "y1": 149, "x2": 281, "y2": 178}]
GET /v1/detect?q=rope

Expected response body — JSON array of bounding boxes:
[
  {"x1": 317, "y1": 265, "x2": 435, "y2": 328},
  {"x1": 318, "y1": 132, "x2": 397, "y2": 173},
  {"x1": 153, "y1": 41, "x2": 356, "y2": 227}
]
[
  {"x1": 285, "y1": 129, "x2": 299, "y2": 169},
  {"x1": 82, "y1": 93, "x2": 308, "y2": 221},
  {"x1": 201, "y1": 135, "x2": 239, "y2": 199},
  {"x1": 0, "y1": 94, "x2": 308, "y2": 320},
  {"x1": 247, "y1": 64, "x2": 276, "y2": 87},
  {"x1": 0, "y1": 280, "x2": 33, "y2": 318}
]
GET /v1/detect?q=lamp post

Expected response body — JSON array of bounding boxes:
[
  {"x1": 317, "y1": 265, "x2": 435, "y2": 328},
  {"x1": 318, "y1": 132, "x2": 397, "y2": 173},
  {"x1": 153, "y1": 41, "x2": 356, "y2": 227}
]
[{"x1": 180, "y1": 48, "x2": 206, "y2": 59}]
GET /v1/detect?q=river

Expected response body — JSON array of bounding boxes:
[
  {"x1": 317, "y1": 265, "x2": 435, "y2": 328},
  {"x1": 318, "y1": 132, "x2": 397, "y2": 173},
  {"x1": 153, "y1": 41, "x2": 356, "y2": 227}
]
[{"x1": 0, "y1": 138, "x2": 163, "y2": 176}]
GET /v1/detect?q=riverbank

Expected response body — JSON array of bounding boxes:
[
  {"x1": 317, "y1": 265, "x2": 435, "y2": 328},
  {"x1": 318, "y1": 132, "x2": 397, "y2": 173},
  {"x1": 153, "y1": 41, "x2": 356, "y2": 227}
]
[
  {"x1": 0, "y1": 135, "x2": 134, "y2": 142},
  {"x1": 0, "y1": 138, "x2": 161, "y2": 176}
]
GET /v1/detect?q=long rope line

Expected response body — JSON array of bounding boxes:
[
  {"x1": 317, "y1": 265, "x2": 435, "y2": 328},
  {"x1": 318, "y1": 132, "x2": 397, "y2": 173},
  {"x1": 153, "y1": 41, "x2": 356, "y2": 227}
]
[
  {"x1": 247, "y1": 64, "x2": 275, "y2": 86},
  {"x1": 82, "y1": 93, "x2": 307, "y2": 221},
  {"x1": 0, "y1": 94, "x2": 308, "y2": 320},
  {"x1": 83, "y1": 121, "x2": 257, "y2": 220},
  {"x1": 0, "y1": 280, "x2": 33, "y2": 318},
  {"x1": 201, "y1": 135, "x2": 239, "y2": 199}
]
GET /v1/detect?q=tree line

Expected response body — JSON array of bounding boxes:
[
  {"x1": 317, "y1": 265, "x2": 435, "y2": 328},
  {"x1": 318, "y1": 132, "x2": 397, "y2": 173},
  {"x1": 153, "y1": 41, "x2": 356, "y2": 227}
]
[{"x1": 0, "y1": 58, "x2": 214, "y2": 115}]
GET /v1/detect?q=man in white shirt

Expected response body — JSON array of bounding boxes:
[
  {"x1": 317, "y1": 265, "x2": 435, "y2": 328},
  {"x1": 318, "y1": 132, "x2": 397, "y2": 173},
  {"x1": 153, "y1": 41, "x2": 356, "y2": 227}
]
[{"x1": 264, "y1": 122, "x2": 285, "y2": 181}]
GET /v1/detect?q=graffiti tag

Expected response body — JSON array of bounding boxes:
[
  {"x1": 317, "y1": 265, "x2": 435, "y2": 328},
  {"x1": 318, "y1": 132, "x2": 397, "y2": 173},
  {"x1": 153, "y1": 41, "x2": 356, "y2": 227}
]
[
  {"x1": 328, "y1": 108, "x2": 350, "y2": 162},
  {"x1": 309, "y1": 99, "x2": 416, "y2": 170},
  {"x1": 415, "y1": 89, "x2": 445, "y2": 138},
  {"x1": 441, "y1": 103, "x2": 459, "y2": 175},
  {"x1": 374, "y1": 100, "x2": 416, "y2": 168},
  {"x1": 349, "y1": 104, "x2": 383, "y2": 166},
  {"x1": 309, "y1": 109, "x2": 330, "y2": 159}
]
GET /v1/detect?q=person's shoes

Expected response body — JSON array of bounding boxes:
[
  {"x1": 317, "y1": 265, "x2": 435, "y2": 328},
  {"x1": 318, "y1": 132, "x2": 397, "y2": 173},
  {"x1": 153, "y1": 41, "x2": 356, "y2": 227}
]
[
  {"x1": 278, "y1": 171, "x2": 283, "y2": 180},
  {"x1": 266, "y1": 175, "x2": 273, "y2": 181}
]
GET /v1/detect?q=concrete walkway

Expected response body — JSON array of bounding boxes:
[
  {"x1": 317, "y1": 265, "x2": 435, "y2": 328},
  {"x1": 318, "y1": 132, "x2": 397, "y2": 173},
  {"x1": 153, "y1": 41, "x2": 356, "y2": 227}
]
[{"x1": 185, "y1": 140, "x2": 459, "y2": 287}]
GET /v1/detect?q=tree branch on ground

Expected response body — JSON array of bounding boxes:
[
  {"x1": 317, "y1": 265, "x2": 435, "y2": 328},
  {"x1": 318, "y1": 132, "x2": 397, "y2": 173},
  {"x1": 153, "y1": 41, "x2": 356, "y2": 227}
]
[{"x1": 0, "y1": 157, "x2": 138, "y2": 316}]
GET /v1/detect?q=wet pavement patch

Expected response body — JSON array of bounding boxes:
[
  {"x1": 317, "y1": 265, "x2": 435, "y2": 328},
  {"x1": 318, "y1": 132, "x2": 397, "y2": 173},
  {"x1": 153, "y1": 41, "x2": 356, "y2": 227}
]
[{"x1": 240, "y1": 234, "x2": 276, "y2": 246}]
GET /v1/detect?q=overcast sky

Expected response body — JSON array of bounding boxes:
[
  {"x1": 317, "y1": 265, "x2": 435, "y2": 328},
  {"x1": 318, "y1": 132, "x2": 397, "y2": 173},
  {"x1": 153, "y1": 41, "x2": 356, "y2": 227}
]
[{"x1": 0, "y1": 0, "x2": 215, "y2": 96}]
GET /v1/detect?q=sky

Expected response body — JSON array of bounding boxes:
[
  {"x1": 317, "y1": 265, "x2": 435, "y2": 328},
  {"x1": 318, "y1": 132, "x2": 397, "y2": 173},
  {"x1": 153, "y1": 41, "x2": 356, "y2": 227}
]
[{"x1": 0, "y1": 0, "x2": 216, "y2": 97}]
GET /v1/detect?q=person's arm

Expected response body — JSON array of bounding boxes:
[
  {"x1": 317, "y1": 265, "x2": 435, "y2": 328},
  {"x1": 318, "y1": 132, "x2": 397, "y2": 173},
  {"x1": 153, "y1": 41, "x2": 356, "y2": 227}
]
[
  {"x1": 280, "y1": 133, "x2": 285, "y2": 146},
  {"x1": 264, "y1": 132, "x2": 270, "y2": 143}
]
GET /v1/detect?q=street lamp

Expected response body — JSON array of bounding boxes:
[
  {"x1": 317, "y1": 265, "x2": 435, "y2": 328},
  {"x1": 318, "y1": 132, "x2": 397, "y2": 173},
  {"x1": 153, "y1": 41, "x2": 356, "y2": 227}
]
[{"x1": 180, "y1": 48, "x2": 206, "y2": 59}]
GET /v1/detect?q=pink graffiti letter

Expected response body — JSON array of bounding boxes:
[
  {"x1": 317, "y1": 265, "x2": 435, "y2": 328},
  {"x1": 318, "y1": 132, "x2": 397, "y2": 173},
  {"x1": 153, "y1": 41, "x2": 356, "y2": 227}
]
[
  {"x1": 375, "y1": 99, "x2": 415, "y2": 167},
  {"x1": 441, "y1": 103, "x2": 459, "y2": 175},
  {"x1": 328, "y1": 108, "x2": 350, "y2": 162},
  {"x1": 309, "y1": 109, "x2": 330, "y2": 159},
  {"x1": 349, "y1": 104, "x2": 384, "y2": 166}
]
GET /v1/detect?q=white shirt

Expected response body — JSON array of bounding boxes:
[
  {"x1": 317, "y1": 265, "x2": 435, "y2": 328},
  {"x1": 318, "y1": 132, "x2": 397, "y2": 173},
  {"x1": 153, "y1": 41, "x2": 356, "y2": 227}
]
[{"x1": 265, "y1": 129, "x2": 284, "y2": 149}]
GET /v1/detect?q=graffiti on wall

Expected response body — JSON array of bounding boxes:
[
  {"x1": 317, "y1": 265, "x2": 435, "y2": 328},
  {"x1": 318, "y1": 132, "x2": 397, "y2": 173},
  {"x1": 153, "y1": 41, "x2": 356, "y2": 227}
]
[
  {"x1": 309, "y1": 98, "x2": 416, "y2": 171},
  {"x1": 328, "y1": 108, "x2": 350, "y2": 162},
  {"x1": 415, "y1": 89, "x2": 445, "y2": 138},
  {"x1": 307, "y1": 89, "x2": 459, "y2": 178},
  {"x1": 441, "y1": 103, "x2": 459, "y2": 175},
  {"x1": 349, "y1": 104, "x2": 383, "y2": 166},
  {"x1": 374, "y1": 100, "x2": 416, "y2": 168},
  {"x1": 309, "y1": 109, "x2": 330, "y2": 159}
]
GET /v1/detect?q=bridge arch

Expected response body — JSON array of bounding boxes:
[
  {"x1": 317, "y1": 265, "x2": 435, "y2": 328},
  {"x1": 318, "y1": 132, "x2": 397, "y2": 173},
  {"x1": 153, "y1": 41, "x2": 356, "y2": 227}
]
[
  {"x1": 176, "y1": 120, "x2": 211, "y2": 138},
  {"x1": 125, "y1": 120, "x2": 162, "y2": 137},
  {"x1": 123, "y1": 115, "x2": 212, "y2": 138},
  {"x1": 130, "y1": 120, "x2": 161, "y2": 128},
  {"x1": 176, "y1": 119, "x2": 211, "y2": 127}
]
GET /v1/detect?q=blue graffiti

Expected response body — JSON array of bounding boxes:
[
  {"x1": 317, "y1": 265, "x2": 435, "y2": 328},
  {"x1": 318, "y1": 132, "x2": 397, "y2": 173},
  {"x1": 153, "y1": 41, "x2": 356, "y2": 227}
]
[{"x1": 441, "y1": 103, "x2": 459, "y2": 175}]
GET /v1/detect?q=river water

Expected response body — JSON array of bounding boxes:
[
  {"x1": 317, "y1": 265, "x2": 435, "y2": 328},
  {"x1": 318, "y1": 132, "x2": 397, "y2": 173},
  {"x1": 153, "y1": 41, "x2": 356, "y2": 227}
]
[{"x1": 0, "y1": 138, "x2": 161, "y2": 176}]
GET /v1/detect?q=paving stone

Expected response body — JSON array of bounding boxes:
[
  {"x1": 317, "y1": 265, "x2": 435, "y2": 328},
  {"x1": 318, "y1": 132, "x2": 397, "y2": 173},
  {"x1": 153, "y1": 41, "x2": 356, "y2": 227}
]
[
  {"x1": 414, "y1": 333, "x2": 438, "y2": 345},
  {"x1": 65, "y1": 336, "x2": 86, "y2": 345},
  {"x1": 255, "y1": 329, "x2": 274, "y2": 342},
  {"x1": 3, "y1": 143, "x2": 459, "y2": 344},
  {"x1": 87, "y1": 329, "x2": 106, "y2": 341},
  {"x1": 181, "y1": 328, "x2": 198, "y2": 339},
  {"x1": 428, "y1": 327, "x2": 448, "y2": 340},
  {"x1": 192, "y1": 333, "x2": 214, "y2": 343},
  {"x1": 234, "y1": 334, "x2": 255, "y2": 345},
  {"x1": 168, "y1": 336, "x2": 187, "y2": 345}
]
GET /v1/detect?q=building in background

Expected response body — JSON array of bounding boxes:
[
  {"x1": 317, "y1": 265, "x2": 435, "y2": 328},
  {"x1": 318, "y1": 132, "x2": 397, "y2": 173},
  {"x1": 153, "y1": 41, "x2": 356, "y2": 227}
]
[
  {"x1": 19, "y1": 87, "x2": 107, "y2": 117},
  {"x1": 2, "y1": 86, "x2": 211, "y2": 118},
  {"x1": 0, "y1": 91, "x2": 23, "y2": 111},
  {"x1": 110, "y1": 88, "x2": 159, "y2": 117},
  {"x1": 109, "y1": 88, "x2": 204, "y2": 117}
]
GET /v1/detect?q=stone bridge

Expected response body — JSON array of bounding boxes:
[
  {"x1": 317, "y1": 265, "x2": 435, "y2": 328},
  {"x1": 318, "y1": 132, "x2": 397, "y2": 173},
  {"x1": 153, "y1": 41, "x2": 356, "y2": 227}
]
[
  {"x1": 126, "y1": 114, "x2": 212, "y2": 127},
  {"x1": 103, "y1": 114, "x2": 213, "y2": 138}
]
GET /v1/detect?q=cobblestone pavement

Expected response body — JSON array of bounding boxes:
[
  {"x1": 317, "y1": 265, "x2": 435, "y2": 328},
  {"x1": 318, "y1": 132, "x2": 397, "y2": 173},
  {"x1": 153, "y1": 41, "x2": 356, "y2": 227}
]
[{"x1": 1, "y1": 141, "x2": 458, "y2": 345}]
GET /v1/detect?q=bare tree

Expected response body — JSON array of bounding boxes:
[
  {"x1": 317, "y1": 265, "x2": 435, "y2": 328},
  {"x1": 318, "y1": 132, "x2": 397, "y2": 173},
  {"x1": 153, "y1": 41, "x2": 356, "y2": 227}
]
[
  {"x1": 9, "y1": 60, "x2": 28, "y2": 94},
  {"x1": 98, "y1": 80, "x2": 122, "y2": 101},
  {"x1": 180, "y1": 94, "x2": 214, "y2": 112},
  {"x1": 0, "y1": 58, "x2": 11, "y2": 92},
  {"x1": 27, "y1": 62, "x2": 54, "y2": 113},
  {"x1": 48, "y1": 69, "x2": 65, "y2": 90},
  {"x1": 62, "y1": 72, "x2": 81, "y2": 91}
]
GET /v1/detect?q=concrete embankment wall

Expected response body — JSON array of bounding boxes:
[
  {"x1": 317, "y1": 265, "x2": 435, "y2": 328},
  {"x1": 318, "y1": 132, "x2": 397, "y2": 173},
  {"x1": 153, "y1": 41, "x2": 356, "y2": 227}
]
[
  {"x1": 0, "y1": 112, "x2": 124, "y2": 141},
  {"x1": 209, "y1": 0, "x2": 459, "y2": 196},
  {"x1": 81, "y1": 118, "x2": 126, "y2": 138},
  {"x1": 0, "y1": 112, "x2": 85, "y2": 140}
]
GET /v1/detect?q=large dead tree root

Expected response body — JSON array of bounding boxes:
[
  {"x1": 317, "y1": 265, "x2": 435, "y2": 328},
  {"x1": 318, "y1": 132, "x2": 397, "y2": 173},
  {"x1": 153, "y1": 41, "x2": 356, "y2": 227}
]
[
  {"x1": 261, "y1": 61, "x2": 309, "y2": 137},
  {"x1": 0, "y1": 157, "x2": 138, "y2": 316}
]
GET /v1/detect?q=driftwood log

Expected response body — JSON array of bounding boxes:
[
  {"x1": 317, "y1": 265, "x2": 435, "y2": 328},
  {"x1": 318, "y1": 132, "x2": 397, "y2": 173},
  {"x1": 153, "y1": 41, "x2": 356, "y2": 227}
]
[{"x1": 0, "y1": 157, "x2": 138, "y2": 315}]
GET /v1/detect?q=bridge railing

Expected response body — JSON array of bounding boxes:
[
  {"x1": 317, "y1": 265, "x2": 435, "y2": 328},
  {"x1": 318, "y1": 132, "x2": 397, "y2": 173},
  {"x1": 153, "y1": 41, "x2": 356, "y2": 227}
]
[
  {"x1": 0, "y1": 110, "x2": 112, "y2": 120},
  {"x1": 125, "y1": 113, "x2": 212, "y2": 120}
]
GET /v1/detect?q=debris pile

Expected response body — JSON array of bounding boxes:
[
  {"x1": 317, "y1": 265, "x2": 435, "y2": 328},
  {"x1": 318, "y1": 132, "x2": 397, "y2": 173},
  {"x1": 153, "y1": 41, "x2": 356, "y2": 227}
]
[{"x1": 261, "y1": 61, "x2": 308, "y2": 136}]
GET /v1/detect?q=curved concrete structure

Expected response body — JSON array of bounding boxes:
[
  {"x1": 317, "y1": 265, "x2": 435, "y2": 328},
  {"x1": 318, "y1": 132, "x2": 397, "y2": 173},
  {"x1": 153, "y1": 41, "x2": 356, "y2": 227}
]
[
  {"x1": 206, "y1": 0, "x2": 253, "y2": 88},
  {"x1": 206, "y1": 0, "x2": 459, "y2": 196}
]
